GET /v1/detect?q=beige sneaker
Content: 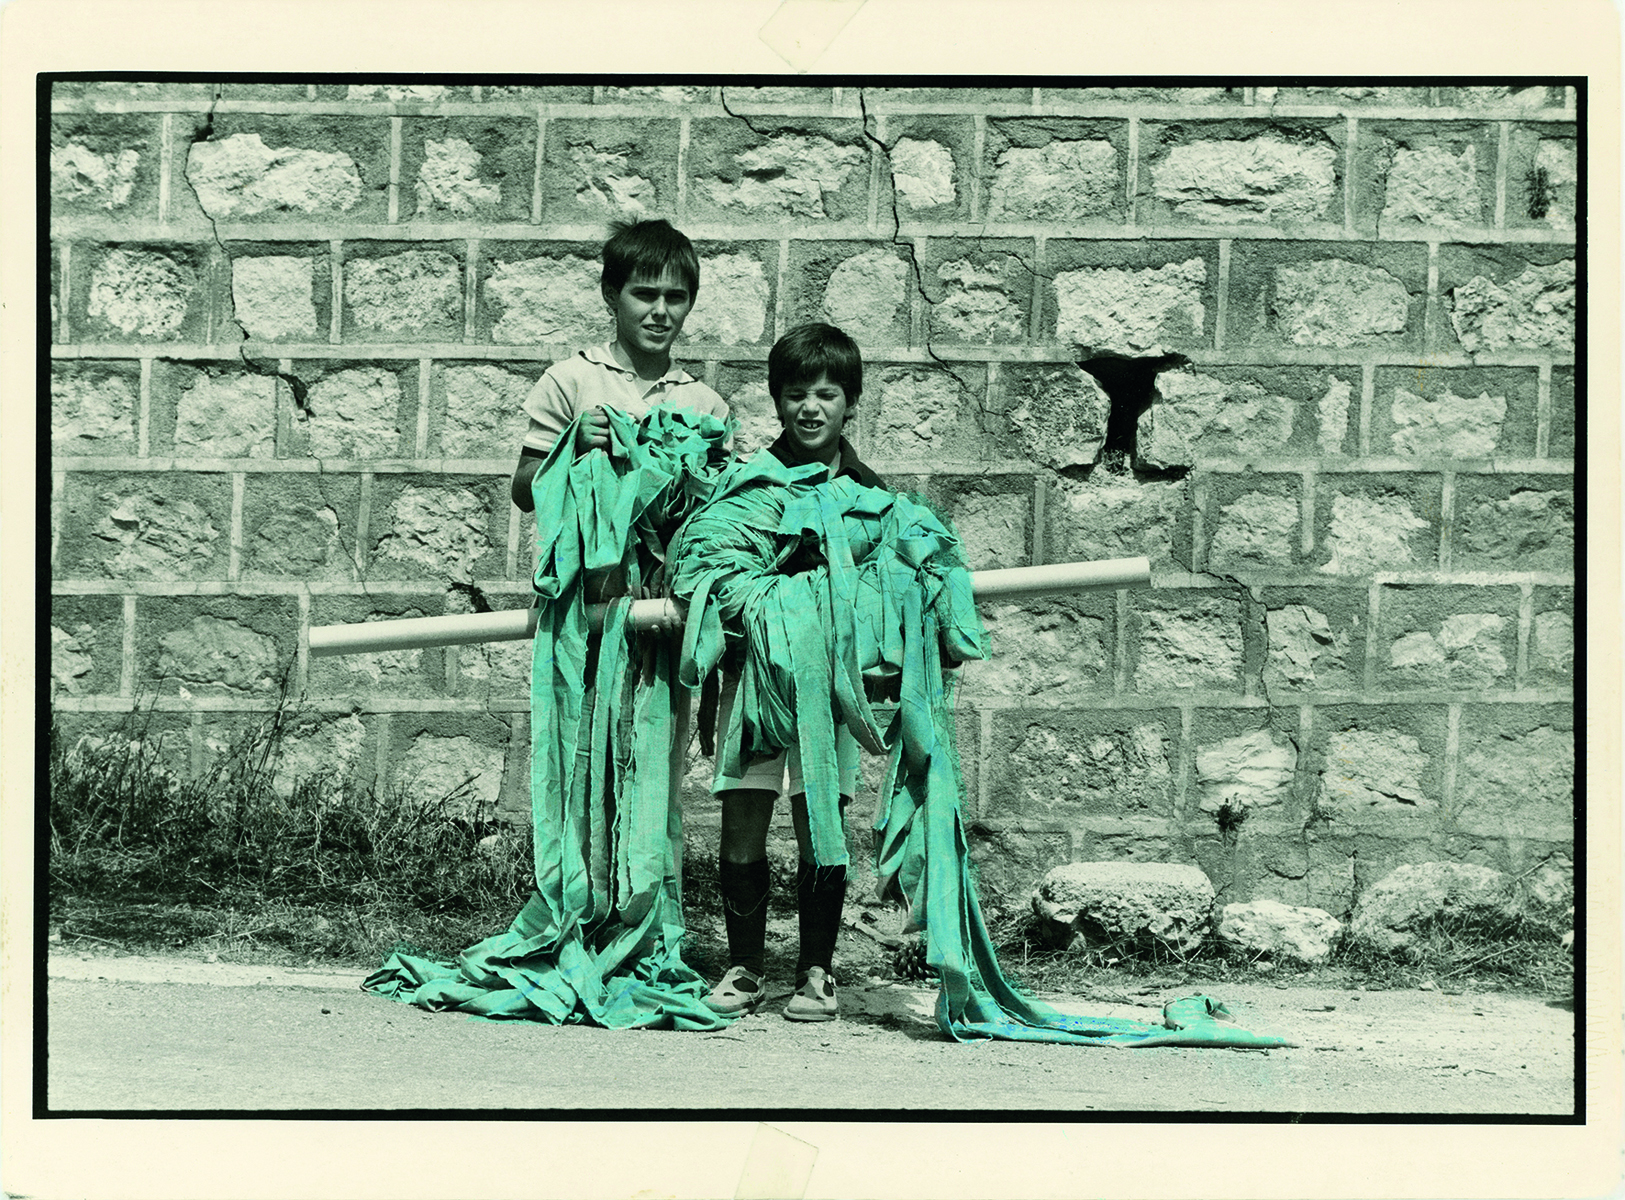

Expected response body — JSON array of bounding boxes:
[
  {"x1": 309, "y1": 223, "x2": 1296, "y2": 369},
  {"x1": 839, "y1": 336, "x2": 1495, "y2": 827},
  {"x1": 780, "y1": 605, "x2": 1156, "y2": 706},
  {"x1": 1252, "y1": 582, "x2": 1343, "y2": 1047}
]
[
  {"x1": 705, "y1": 965, "x2": 765, "y2": 1014},
  {"x1": 783, "y1": 966, "x2": 838, "y2": 1022}
]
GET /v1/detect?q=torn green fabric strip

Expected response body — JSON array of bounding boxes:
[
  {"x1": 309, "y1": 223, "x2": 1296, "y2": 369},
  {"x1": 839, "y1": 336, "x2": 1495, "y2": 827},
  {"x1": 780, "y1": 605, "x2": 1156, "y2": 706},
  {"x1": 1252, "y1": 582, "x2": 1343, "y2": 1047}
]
[{"x1": 365, "y1": 408, "x2": 1289, "y2": 1049}]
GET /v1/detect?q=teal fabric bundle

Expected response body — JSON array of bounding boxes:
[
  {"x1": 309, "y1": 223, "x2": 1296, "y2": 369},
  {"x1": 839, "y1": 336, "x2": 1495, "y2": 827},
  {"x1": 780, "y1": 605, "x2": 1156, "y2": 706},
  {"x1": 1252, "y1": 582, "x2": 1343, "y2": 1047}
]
[
  {"x1": 364, "y1": 408, "x2": 735, "y2": 1029},
  {"x1": 365, "y1": 409, "x2": 1289, "y2": 1049}
]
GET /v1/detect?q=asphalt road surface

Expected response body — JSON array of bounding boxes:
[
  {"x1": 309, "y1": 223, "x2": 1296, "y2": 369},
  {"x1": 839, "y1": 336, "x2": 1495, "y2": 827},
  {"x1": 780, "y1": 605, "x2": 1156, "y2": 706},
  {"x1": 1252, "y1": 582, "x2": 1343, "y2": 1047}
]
[{"x1": 42, "y1": 952, "x2": 1575, "y2": 1114}]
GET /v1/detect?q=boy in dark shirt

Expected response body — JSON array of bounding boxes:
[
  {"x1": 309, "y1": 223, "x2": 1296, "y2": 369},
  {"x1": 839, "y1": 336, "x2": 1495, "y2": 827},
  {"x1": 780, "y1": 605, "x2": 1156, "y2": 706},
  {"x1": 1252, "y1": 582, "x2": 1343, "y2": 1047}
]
[{"x1": 705, "y1": 323, "x2": 883, "y2": 1022}]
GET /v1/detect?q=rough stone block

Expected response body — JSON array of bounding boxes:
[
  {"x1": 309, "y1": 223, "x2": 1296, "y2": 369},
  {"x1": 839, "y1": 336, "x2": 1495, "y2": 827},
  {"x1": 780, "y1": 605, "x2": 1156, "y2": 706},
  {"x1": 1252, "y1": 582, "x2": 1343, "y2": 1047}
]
[
  {"x1": 293, "y1": 364, "x2": 413, "y2": 459},
  {"x1": 983, "y1": 118, "x2": 1125, "y2": 222},
  {"x1": 52, "y1": 361, "x2": 139, "y2": 454},
  {"x1": 1260, "y1": 587, "x2": 1367, "y2": 695},
  {"x1": 240, "y1": 474, "x2": 361, "y2": 581},
  {"x1": 1445, "y1": 257, "x2": 1575, "y2": 355},
  {"x1": 1046, "y1": 471, "x2": 1189, "y2": 571},
  {"x1": 480, "y1": 245, "x2": 602, "y2": 346},
  {"x1": 1436, "y1": 246, "x2": 1574, "y2": 357},
  {"x1": 718, "y1": 86, "x2": 833, "y2": 106},
  {"x1": 1042, "y1": 239, "x2": 1216, "y2": 354},
  {"x1": 918, "y1": 240, "x2": 1033, "y2": 345},
  {"x1": 1529, "y1": 587, "x2": 1573, "y2": 687},
  {"x1": 1439, "y1": 86, "x2": 1559, "y2": 110},
  {"x1": 1350, "y1": 861, "x2": 1519, "y2": 952},
  {"x1": 1143, "y1": 125, "x2": 1340, "y2": 226},
  {"x1": 1030, "y1": 861, "x2": 1215, "y2": 953},
  {"x1": 997, "y1": 363, "x2": 1109, "y2": 469},
  {"x1": 1082, "y1": 830, "x2": 1177, "y2": 865},
  {"x1": 186, "y1": 132, "x2": 363, "y2": 220},
  {"x1": 137, "y1": 596, "x2": 295, "y2": 695},
  {"x1": 1314, "y1": 475, "x2": 1440, "y2": 576},
  {"x1": 400, "y1": 118, "x2": 533, "y2": 221},
  {"x1": 684, "y1": 247, "x2": 774, "y2": 346},
  {"x1": 1270, "y1": 86, "x2": 1432, "y2": 106},
  {"x1": 869, "y1": 86, "x2": 1033, "y2": 104},
  {"x1": 478, "y1": 85, "x2": 592, "y2": 104},
  {"x1": 934, "y1": 476, "x2": 1032, "y2": 570},
  {"x1": 390, "y1": 724, "x2": 510, "y2": 820},
  {"x1": 986, "y1": 710, "x2": 1179, "y2": 821},
  {"x1": 1049, "y1": 86, "x2": 1240, "y2": 104},
  {"x1": 1549, "y1": 367, "x2": 1575, "y2": 459},
  {"x1": 342, "y1": 247, "x2": 465, "y2": 342},
  {"x1": 1053, "y1": 259, "x2": 1206, "y2": 355},
  {"x1": 1130, "y1": 591, "x2": 1245, "y2": 693},
  {"x1": 1351, "y1": 122, "x2": 1497, "y2": 233},
  {"x1": 432, "y1": 362, "x2": 536, "y2": 458},
  {"x1": 1312, "y1": 706, "x2": 1447, "y2": 822},
  {"x1": 453, "y1": 629, "x2": 532, "y2": 700},
  {"x1": 1217, "y1": 899, "x2": 1342, "y2": 963},
  {"x1": 1453, "y1": 477, "x2": 1573, "y2": 570},
  {"x1": 966, "y1": 828, "x2": 1073, "y2": 906},
  {"x1": 714, "y1": 366, "x2": 782, "y2": 461},
  {"x1": 686, "y1": 119, "x2": 870, "y2": 223},
  {"x1": 78, "y1": 245, "x2": 206, "y2": 342},
  {"x1": 1372, "y1": 365, "x2": 1537, "y2": 459},
  {"x1": 879, "y1": 117, "x2": 971, "y2": 218},
  {"x1": 1140, "y1": 368, "x2": 1298, "y2": 467},
  {"x1": 339, "y1": 83, "x2": 463, "y2": 103},
  {"x1": 307, "y1": 595, "x2": 445, "y2": 698},
  {"x1": 599, "y1": 85, "x2": 710, "y2": 104},
  {"x1": 1228, "y1": 243, "x2": 1425, "y2": 350},
  {"x1": 539, "y1": 118, "x2": 678, "y2": 220},
  {"x1": 368, "y1": 477, "x2": 502, "y2": 583},
  {"x1": 53, "y1": 710, "x2": 195, "y2": 789},
  {"x1": 1453, "y1": 706, "x2": 1573, "y2": 837},
  {"x1": 1278, "y1": 259, "x2": 1409, "y2": 346},
  {"x1": 51, "y1": 114, "x2": 161, "y2": 217},
  {"x1": 228, "y1": 246, "x2": 329, "y2": 342},
  {"x1": 180, "y1": 116, "x2": 389, "y2": 223},
  {"x1": 1204, "y1": 480, "x2": 1301, "y2": 570},
  {"x1": 143, "y1": 363, "x2": 273, "y2": 459},
  {"x1": 1194, "y1": 726, "x2": 1297, "y2": 814},
  {"x1": 271, "y1": 712, "x2": 375, "y2": 798},
  {"x1": 1505, "y1": 128, "x2": 1578, "y2": 232},
  {"x1": 1513, "y1": 854, "x2": 1574, "y2": 933},
  {"x1": 1377, "y1": 584, "x2": 1521, "y2": 691},
  {"x1": 864, "y1": 364, "x2": 987, "y2": 465},
  {"x1": 963, "y1": 596, "x2": 1109, "y2": 700},
  {"x1": 782, "y1": 242, "x2": 909, "y2": 345},
  {"x1": 48, "y1": 596, "x2": 123, "y2": 697},
  {"x1": 62, "y1": 473, "x2": 230, "y2": 580}
]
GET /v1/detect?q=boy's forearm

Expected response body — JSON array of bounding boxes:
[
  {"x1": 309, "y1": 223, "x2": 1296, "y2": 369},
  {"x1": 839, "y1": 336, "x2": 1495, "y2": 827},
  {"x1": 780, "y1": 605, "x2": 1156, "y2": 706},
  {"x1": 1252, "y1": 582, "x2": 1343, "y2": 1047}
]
[{"x1": 511, "y1": 453, "x2": 542, "y2": 511}]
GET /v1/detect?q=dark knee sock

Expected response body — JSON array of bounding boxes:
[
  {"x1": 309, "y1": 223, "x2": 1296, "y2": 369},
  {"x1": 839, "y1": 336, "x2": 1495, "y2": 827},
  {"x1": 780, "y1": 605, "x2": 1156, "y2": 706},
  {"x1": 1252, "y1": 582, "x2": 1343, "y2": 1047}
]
[
  {"x1": 795, "y1": 859, "x2": 847, "y2": 979},
  {"x1": 718, "y1": 858, "x2": 771, "y2": 976}
]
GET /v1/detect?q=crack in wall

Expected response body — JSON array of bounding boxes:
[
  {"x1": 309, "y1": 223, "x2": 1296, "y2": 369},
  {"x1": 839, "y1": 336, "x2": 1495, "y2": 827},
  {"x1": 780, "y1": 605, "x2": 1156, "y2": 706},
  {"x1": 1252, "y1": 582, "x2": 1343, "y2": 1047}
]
[{"x1": 178, "y1": 96, "x2": 383, "y2": 663}]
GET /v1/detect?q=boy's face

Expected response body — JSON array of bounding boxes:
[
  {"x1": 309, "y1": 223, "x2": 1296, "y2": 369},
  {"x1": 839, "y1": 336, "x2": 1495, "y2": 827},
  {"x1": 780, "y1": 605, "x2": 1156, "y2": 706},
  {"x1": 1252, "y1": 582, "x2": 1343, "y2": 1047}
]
[
  {"x1": 774, "y1": 372, "x2": 850, "y2": 462},
  {"x1": 607, "y1": 267, "x2": 693, "y2": 359}
]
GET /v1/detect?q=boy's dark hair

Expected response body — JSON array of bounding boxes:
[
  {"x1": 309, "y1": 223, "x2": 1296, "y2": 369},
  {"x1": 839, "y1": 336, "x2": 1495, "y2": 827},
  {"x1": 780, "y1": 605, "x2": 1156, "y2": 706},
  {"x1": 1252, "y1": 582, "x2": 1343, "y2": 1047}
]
[
  {"x1": 601, "y1": 218, "x2": 701, "y2": 300},
  {"x1": 767, "y1": 323, "x2": 863, "y2": 404}
]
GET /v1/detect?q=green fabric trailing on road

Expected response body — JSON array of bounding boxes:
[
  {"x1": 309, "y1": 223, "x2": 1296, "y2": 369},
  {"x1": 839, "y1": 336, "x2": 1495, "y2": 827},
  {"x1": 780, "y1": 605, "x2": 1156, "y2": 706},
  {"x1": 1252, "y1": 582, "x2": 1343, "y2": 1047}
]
[{"x1": 365, "y1": 408, "x2": 1289, "y2": 1049}]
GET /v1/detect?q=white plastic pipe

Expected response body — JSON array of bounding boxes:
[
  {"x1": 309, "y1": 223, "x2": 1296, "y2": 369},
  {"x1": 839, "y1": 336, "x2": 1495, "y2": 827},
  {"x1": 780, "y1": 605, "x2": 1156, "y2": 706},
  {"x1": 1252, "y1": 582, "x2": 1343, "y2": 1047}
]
[{"x1": 307, "y1": 556, "x2": 1152, "y2": 657}]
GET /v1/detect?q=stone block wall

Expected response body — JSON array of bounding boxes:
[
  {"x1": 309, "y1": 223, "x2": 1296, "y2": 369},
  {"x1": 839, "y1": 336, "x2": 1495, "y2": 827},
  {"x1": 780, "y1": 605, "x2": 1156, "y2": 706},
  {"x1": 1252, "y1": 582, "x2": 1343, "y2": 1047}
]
[{"x1": 49, "y1": 81, "x2": 1578, "y2": 915}]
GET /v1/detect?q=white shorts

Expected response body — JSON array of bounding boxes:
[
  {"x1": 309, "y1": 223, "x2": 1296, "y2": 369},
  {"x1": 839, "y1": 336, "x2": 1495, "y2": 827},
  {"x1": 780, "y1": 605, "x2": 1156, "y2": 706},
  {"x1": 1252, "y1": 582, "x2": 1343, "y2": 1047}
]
[{"x1": 710, "y1": 677, "x2": 861, "y2": 796}]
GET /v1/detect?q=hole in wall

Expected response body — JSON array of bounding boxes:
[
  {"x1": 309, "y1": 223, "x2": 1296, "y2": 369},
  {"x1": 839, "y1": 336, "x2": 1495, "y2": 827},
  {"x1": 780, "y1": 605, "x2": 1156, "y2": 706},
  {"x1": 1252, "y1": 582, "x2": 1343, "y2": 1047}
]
[{"x1": 1077, "y1": 352, "x2": 1189, "y2": 475}]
